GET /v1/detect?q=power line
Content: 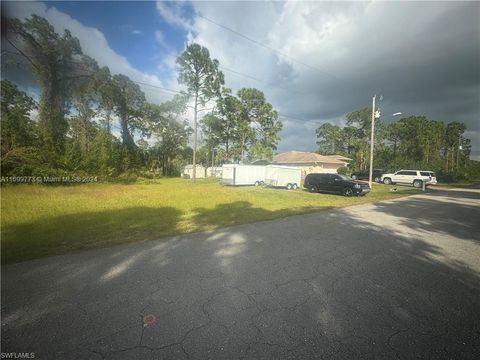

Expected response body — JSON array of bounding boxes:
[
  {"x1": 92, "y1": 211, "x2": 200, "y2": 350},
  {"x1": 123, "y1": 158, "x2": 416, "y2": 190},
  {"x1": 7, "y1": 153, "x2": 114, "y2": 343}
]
[
  {"x1": 219, "y1": 65, "x2": 310, "y2": 96},
  {"x1": 131, "y1": 80, "x2": 183, "y2": 95},
  {"x1": 132, "y1": 72, "x2": 313, "y2": 120},
  {"x1": 197, "y1": 12, "x2": 344, "y2": 83},
  {"x1": 219, "y1": 65, "x2": 262, "y2": 83},
  {"x1": 108, "y1": 78, "x2": 321, "y2": 125},
  {"x1": 278, "y1": 113, "x2": 323, "y2": 124},
  {"x1": 137, "y1": 77, "x2": 314, "y2": 124},
  {"x1": 4, "y1": 47, "x2": 318, "y2": 125}
]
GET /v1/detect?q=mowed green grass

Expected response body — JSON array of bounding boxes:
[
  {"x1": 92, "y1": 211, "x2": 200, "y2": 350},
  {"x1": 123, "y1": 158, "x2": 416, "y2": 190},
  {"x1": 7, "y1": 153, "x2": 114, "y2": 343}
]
[{"x1": 1, "y1": 178, "x2": 418, "y2": 263}]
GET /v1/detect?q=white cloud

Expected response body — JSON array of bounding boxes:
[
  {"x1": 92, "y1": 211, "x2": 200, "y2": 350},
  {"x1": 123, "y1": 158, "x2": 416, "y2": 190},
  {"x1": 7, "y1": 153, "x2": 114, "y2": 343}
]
[
  {"x1": 3, "y1": 1, "x2": 172, "y2": 105},
  {"x1": 154, "y1": 30, "x2": 167, "y2": 48},
  {"x1": 157, "y1": 49, "x2": 182, "y2": 89},
  {"x1": 156, "y1": 1, "x2": 193, "y2": 31}
]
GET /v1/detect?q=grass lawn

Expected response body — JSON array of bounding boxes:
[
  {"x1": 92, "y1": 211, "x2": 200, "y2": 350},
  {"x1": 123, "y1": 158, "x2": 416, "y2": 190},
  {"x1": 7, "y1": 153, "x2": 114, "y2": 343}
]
[{"x1": 1, "y1": 178, "x2": 419, "y2": 263}]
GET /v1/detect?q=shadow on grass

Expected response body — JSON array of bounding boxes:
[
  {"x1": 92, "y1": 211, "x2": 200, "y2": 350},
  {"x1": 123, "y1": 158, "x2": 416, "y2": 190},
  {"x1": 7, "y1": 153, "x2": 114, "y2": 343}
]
[
  {"x1": 2, "y1": 201, "x2": 334, "y2": 264},
  {"x1": 190, "y1": 201, "x2": 325, "y2": 231},
  {"x1": 1, "y1": 206, "x2": 182, "y2": 264}
]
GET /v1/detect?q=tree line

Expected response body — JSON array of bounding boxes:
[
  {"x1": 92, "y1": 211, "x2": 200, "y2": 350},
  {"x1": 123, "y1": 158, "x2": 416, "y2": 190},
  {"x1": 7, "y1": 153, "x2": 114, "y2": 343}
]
[
  {"x1": 316, "y1": 107, "x2": 479, "y2": 181},
  {"x1": 1, "y1": 15, "x2": 282, "y2": 180}
]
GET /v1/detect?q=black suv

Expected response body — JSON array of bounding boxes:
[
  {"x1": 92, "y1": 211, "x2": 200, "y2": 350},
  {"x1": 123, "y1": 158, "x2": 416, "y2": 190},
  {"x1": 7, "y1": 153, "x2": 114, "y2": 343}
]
[
  {"x1": 304, "y1": 173, "x2": 371, "y2": 196},
  {"x1": 350, "y1": 169, "x2": 385, "y2": 182}
]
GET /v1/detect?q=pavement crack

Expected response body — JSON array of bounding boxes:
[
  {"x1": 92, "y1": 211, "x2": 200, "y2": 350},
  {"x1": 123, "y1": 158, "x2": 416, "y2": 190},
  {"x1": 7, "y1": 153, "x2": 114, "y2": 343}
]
[
  {"x1": 386, "y1": 327, "x2": 411, "y2": 359},
  {"x1": 201, "y1": 294, "x2": 231, "y2": 335},
  {"x1": 138, "y1": 314, "x2": 146, "y2": 346},
  {"x1": 90, "y1": 349, "x2": 105, "y2": 360}
]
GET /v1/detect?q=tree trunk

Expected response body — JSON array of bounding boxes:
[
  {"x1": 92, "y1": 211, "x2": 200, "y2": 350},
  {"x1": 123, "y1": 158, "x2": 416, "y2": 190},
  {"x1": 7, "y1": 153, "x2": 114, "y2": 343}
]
[
  {"x1": 392, "y1": 140, "x2": 397, "y2": 162},
  {"x1": 241, "y1": 134, "x2": 245, "y2": 162},
  {"x1": 192, "y1": 92, "x2": 198, "y2": 183},
  {"x1": 425, "y1": 141, "x2": 430, "y2": 165},
  {"x1": 105, "y1": 108, "x2": 111, "y2": 135},
  {"x1": 446, "y1": 148, "x2": 449, "y2": 172},
  {"x1": 39, "y1": 75, "x2": 67, "y2": 161},
  {"x1": 120, "y1": 114, "x2": 135, "y2": 152}
]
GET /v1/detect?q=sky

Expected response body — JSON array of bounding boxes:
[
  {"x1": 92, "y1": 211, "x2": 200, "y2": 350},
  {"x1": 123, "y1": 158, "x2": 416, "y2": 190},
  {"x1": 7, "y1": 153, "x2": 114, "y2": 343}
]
[{"x1": 2, "y1": 1, "x2": 479, "y2": 159}]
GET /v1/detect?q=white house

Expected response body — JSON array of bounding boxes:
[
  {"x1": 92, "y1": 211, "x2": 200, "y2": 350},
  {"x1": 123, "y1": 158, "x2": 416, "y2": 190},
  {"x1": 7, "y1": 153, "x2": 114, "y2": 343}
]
[
  {"x1": 272, "y1": 151, "x2": 349, "y2": 176},
  {"x1": 182, "y1": 165, "x2": 206, "y2": 179}
]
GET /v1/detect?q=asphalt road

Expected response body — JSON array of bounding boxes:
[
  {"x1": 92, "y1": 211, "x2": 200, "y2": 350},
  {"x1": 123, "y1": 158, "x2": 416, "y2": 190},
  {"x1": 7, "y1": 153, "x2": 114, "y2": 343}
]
[{"x1": 2, "y1": 188, "x2": 480, "y2": 359}]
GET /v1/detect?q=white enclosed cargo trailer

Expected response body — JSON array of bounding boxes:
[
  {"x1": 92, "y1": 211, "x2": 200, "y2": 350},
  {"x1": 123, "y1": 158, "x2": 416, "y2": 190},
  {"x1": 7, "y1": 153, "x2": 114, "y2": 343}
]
[
  {"x1": 264, "y1": 165, "x2": 302, "y2": 189},
  {"x1": 222, "y1": 164, "x2": 266, "y2": 186}
]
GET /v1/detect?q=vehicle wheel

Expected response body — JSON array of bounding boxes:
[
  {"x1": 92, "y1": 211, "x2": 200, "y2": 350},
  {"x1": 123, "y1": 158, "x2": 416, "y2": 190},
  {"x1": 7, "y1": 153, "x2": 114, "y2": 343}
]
[
  {"x1": 343, "y1": 187, "x2": 353, "y2": 197},
  {"x1": 309, "y1": 185, "x2": 318, "y2": 193},
  {"x1": 286, "y1": 183, "x2": 293, "y2": 190},
  {"x1": 292, "y1": 183, "x2": 298, "y2": 190},
  {"x1": 254, "y1": 181, "x2": 260, "y2": 187},
  {"x1": 383, "y1": 177, "x2": 392, "y2": 185},
  {"x1": 413, "y1": 180, "x2": 423, "y2": 188},
  {"x1": 374, "y1": 176, "x2": 381, "y2": 182},
  {"x1": 351, "y1": 175, "x2": 358, "y2": 180}
]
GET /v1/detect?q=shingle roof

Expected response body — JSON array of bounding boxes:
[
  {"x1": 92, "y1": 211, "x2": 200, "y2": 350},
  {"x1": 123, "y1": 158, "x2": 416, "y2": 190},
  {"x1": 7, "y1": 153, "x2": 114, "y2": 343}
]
[
  {"x1": 273, "y1": 151, "x2": 345, "y2": 165},
  {"x1": 324, "y1": 155, "x2": 352, "y2": 161}
]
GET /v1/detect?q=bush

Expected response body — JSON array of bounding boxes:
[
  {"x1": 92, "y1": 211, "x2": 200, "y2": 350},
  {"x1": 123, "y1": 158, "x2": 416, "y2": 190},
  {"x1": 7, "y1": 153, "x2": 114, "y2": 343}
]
[
  {"x1": 436, "y1": 170, "x2": 466, "y2": 183},
  {"x1": 115, "y1": 172, "x2": 138, "y2": 184},
  {"x1": 135, "y1": 177, "x2": 163, "y2": 185}
]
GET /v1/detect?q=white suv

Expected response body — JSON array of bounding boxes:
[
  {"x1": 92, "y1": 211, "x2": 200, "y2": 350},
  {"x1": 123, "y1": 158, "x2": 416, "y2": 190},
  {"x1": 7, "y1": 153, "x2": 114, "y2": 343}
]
[{"x1": 381, "y1": 170, "x2": 437, "y2": 188}]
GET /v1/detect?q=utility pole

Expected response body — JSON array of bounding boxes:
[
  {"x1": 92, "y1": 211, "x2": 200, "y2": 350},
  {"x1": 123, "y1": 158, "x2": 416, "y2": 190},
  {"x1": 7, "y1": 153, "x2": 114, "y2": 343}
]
[
  {"x1": 457, "y1": 135, "x2": 462, "y2": 171},
  {"x1": 189, "y1": 104, "x2": 214, "y2": 183},
  {"x1": 368, "y1": 95, "x2": 376, "y2": 188}
]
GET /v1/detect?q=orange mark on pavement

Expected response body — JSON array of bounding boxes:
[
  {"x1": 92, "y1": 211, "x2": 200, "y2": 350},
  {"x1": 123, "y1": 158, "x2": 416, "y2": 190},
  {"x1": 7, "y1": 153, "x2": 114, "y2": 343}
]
[{"x1": 143, "y1": 313, "x2": 157, "y2": 326}]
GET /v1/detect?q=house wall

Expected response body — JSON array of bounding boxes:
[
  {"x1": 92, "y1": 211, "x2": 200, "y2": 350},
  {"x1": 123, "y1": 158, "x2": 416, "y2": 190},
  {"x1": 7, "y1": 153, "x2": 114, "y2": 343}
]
[
  {"x1": 299, "y1": 166, "x2": 337, "y2": 182},
  {"x1": 182, "y1": 165, "x2": 206, "y2": 178},
  {"x1": 206, "y1": 167, "x2": 223, "y2": 178},
  {"x1": 275, "y1": 163, "x2": 339, "y2": 180},
  {"x1": 301, "y1": 166, "x2": 337, "y2": 174}
]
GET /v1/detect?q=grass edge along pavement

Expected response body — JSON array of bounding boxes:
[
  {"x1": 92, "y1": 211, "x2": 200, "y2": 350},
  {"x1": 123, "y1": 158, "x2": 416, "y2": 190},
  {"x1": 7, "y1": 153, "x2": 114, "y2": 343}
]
[{"x1": 1, "y1": 178, "x2": 420, "y2": 264}]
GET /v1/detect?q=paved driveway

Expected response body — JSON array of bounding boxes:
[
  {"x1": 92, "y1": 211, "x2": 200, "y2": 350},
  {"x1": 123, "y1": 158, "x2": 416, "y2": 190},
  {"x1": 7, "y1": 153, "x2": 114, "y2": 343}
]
[{"x1": 2, "y1": 188, "x2": 479, "y2": 359}]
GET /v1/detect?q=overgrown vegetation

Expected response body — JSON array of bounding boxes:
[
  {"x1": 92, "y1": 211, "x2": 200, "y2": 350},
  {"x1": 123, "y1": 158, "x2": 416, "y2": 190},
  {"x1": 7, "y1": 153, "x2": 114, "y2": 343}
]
[
  {"x1": 1, "y1": 15, "x2": 282, "y2": 180},
  {"x1": 1, "y1": 179, "x2": 418, "y2": 263}
]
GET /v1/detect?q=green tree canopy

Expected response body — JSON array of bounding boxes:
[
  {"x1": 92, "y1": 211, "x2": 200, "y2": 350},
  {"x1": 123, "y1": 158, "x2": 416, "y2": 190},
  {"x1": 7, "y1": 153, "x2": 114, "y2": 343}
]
[
  {"x1": 7, "y1": 15, "x2": 84, "y2": 161},
  {"x1": 144, "y1": 95, "x2": 191, "y2": 176},
  {"x1": 236, "y1": 88, "x2": 282, "y2": 161},
  {"x1": 316, "y1": 123, "x2": 344, "y2": 155},
  {"x1": 176, "y1": 42, "x2": 224, "y2": 181},
  {"x1": 111, "y1": 74, "x2": 147, "y2": 153},
  {"x1": 1, "y1": 80, "x2": 38, "y2": 174}
]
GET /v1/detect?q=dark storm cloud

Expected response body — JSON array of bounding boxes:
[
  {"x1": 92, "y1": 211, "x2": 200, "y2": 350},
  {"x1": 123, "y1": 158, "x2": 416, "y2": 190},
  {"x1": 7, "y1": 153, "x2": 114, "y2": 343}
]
[{"x1": 259, "y1": 1, "x2": 479, "y2": 155}]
